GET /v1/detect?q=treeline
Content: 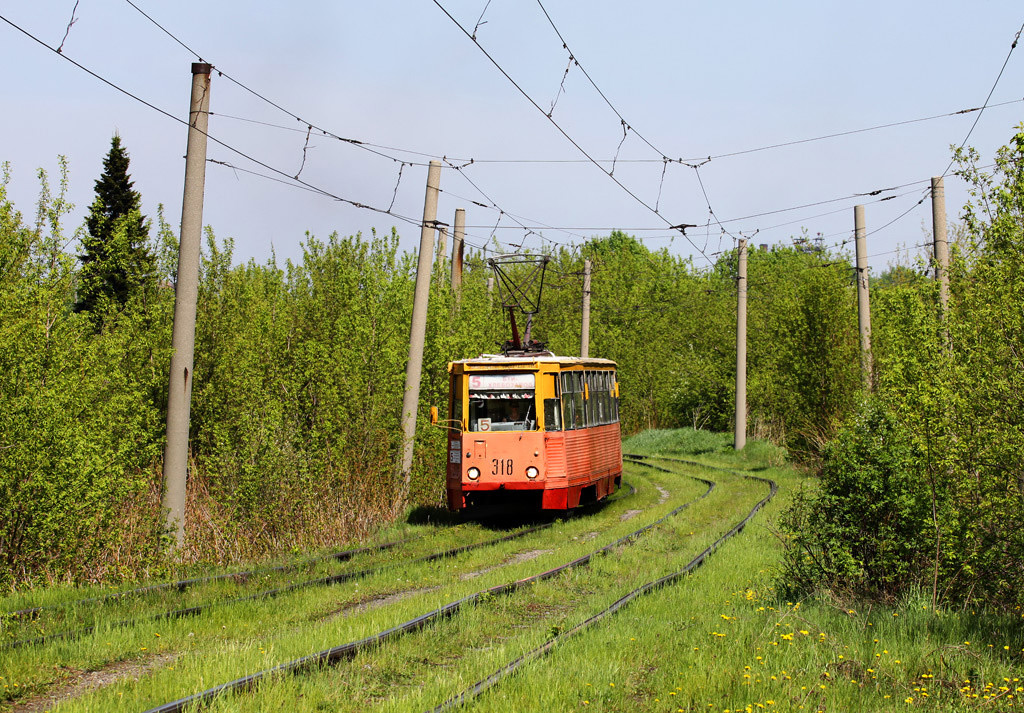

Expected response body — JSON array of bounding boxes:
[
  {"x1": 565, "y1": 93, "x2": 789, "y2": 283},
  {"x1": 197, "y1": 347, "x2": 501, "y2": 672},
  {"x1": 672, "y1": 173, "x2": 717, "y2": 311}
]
[
  {"x1": 781, "y1": 131, "x2": 1024, "y2": 610},
  {"x1": 0, "y1": 157, "x2": 860, "y2": 589},
  {"x1": 2, "y1": 128, "x2": 1022, "y2": 608}
]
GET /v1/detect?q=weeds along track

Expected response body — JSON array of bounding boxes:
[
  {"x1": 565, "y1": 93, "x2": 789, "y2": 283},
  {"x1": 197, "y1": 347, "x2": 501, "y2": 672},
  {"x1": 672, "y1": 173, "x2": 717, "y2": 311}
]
[
  {"x1": 4, "y1": 536, "x2": 423, "y2": 622},
  {"x1": 132, "y1": 469, "x2": 711, "y2": 713},
  {"x1": 1, "y1": 484, "x2": 643, "y2": 657},
  {"x1": 1, "y1": 520, "x2": 567, "y2": 653},
  {"x1": 1, "y1": 472, "x2": 696, "y2": 713},
  {"x1": 427, "y1": 454, "x2": 777, "y2": 712}
]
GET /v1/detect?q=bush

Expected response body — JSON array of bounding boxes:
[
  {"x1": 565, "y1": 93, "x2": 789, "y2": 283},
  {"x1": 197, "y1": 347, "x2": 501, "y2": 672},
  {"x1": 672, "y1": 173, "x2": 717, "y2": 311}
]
[{"x1": 779, "y1": 400, "x2": 934, "y2": 601}]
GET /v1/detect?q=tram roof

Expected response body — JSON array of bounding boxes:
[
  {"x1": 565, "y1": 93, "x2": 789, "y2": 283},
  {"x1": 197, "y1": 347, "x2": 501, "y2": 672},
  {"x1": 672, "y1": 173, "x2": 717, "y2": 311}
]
[{"x1": 449, "y1": 353, "x2": 617, "y2": 370}]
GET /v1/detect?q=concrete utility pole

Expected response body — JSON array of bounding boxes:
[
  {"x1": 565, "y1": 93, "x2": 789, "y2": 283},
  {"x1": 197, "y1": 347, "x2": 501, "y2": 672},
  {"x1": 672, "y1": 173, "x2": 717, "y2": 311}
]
[
  {"x1": 399, "y1": 160, "x2": 441, "y2": 492},
  {"x1": 734, "y1": 239, "x2": 747, "y2": 451},
  {"x1": 580, "y1": 258, "x2": 592, "y2": 358},
  {"x1": 451, "y1": 208, "x2": 465, "y2": 297},
  {"x1": 486, "y1": 275, "x2": 494, "y2": 305},
  {"x1": 162, "y1": 63, "x2": 212, "y2": 550},
  {"x1": 854, "y1": 205, "x2": 874, "y2": 390},
  {"x1": 931, "y1": 176, "x2": 950, "y2": 316}
]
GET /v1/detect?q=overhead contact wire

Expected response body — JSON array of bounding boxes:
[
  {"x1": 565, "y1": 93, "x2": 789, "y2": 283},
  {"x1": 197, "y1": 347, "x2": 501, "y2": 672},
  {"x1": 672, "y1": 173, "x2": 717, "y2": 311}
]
[{"x1": 428, "y1": 0, "x2": 713, "y2": 264}]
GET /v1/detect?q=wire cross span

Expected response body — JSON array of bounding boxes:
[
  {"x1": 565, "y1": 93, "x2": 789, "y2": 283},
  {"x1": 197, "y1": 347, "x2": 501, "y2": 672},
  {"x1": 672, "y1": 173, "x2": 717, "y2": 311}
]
[{"x1": 429, "y1": 0, "x2": 714, "y2": 264}]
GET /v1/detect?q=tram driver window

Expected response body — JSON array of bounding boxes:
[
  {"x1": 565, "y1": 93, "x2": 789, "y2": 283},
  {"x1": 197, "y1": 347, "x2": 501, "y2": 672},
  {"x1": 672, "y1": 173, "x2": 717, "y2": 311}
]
[{"x1": 468, "y1": 392, "x2": 537, "y2": 432}]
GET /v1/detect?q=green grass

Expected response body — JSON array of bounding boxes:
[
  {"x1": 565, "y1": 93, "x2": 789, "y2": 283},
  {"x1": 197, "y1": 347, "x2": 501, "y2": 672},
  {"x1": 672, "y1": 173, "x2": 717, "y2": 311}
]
[
  {"x1": 623, "y1": 427, "x2": 788, "y2": 470},
  {"x1": 1, "y1": 464, "x2": 702, "y2": 711},
  {"x1": 5, "y1": 430, "x2": 1022, "y2": 712}
]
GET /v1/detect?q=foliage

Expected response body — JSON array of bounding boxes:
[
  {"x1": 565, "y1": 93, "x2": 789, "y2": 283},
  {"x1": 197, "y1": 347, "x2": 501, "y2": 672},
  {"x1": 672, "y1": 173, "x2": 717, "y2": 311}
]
[
  {"x1": 0, "y1": 161, "x2": 169, "y2": 587},
  {"x1": 744, "y1": 246, "x2": 860, "y2": 452},
  {"x1": 781, "y1": 126, "x2": 1024, "y2": 608},
  {"x1": 75, "y1": 135, "x2": 156, "y2": 316},
  {"x1": 22, "y1": 129, "x2": 1024, "y2": 603},
  {"x1": 780, "y1": 400, "x2": 933, "y2": 600}
]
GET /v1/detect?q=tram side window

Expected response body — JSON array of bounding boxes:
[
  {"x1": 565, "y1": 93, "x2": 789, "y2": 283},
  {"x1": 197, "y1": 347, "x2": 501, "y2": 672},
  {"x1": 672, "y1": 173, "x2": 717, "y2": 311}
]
[
  {"x1": 603, "y1": 371, "x2": 611, "y2": 425},
  {"x1": 583, "y1": 370, "x2": 593, "y2": 426},
  {"x1": 544, "y1": 398, "x2": 561, "y2": 431},
  {"x1": 573, "y1": 372, "x2": 585, "y2": 429},
  {"x1": 580, "y1": 371, "x2": 588, "y2": 426},
  {"x1": 559, "y1": 372, "x2": 574, "y2": 431},
  {"x1": 560, "y1": 371, "x2": 585, "y2": 430},
  {"x1": 606, "y1": 372, "x2": 614, "y2": 424}
]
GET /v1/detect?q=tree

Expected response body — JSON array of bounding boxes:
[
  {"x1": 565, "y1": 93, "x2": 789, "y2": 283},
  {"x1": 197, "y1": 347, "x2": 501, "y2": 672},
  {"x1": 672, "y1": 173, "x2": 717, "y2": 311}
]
[{"x1": 75, "y1": 134, "x2": 155, "y2": 315}]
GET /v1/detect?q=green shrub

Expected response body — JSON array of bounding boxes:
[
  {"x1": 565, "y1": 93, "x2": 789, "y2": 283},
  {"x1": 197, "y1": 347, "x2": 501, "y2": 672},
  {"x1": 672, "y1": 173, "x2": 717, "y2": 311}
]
[{"x1": 779, "y1": 400, "x2": 934, "y2": 600}]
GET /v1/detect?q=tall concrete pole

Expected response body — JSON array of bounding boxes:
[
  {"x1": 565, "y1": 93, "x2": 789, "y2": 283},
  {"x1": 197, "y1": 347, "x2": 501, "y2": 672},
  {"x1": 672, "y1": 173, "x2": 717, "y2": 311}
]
[
  {"x1": 931, "y1": 176, "x2": 950, "y2": 316},
  {"x1": 451, "y1": 208, "x2": 465, "y2": 297},
  {"x1": 162, "y1": 63, "x2": 212, "y2": 550},
  {"x1": 399, "y1": 160, "x2": 441, "y2": 493},
  {"x1": 734, "y1": 239, "x2": 747, "y2": 451},
  {"x1": 580, "y1": 258, "x2": 592, "y2": 358},
  {"x1": 854, "y1": 205, "x2": 874, "y2": 390},
  {"x1": 487, "y1": 276, "x2": 494, "y2": 305}
]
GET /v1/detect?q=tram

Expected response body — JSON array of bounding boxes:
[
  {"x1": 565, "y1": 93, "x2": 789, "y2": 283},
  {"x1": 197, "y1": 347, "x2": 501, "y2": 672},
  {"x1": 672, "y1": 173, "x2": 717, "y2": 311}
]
[{"x1": 441, "y1": 353, "x2": 622, "y2": 511}]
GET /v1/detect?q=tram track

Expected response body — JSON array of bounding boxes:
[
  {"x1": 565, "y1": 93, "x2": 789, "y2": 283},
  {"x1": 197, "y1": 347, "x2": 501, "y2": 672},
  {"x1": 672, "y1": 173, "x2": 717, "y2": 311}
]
[
  {"x1": 1, "y1": 482, "x2": 642, "y2": 655},
  {"x1": 4, "y1": 467, "x2": 689, "y2": 713},
  {"x1": 4, "y1": 535, "x2": 422, "y2": 622},
  {"x1": 426, "y1": 454, "x2": 777, "y2": 711},
  {"x1": 139, "y1": 468, "x2": 712, "y2": 713},
  {"x1": 1, "y1": 522, "x2": 552, "y2": 653}
]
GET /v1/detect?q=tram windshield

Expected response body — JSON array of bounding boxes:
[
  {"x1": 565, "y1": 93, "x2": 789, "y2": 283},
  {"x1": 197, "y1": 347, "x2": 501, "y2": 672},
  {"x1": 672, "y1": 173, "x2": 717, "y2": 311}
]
[{"x1": 467, "y1": 373, "x2": 537, "y2": 432}]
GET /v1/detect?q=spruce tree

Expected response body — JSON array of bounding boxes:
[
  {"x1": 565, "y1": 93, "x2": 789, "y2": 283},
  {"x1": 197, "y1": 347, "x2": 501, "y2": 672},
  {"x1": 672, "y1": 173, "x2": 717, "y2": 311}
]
[{"x1": 75, "y1": 134, "x2": 156, "y2": 314}]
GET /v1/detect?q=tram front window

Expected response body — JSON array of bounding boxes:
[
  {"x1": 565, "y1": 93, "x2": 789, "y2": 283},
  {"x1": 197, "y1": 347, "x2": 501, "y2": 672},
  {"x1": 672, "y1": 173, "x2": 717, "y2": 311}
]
[{"x1": 469, "y1": 392, "x2": 537, "y2": 432}]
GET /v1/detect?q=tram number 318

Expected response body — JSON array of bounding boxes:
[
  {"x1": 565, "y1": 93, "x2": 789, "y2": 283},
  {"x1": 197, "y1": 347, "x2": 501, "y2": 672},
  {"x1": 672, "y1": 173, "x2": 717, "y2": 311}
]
[{"x1": 491, "y1": 458, "x2": 514, "y2": 476}]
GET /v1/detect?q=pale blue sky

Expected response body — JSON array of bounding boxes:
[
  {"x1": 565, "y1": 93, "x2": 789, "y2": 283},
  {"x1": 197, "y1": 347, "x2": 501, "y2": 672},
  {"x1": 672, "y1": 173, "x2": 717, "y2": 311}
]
[{"x1": 2, "y1": 1, "x2": 1022, "y2": 271}]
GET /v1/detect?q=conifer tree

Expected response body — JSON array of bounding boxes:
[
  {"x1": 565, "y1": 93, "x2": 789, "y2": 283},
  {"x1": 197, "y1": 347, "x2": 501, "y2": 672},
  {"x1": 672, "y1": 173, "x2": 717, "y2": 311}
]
[{"x1": 75, "y1": 134, "x2": 156, "y2": 314}]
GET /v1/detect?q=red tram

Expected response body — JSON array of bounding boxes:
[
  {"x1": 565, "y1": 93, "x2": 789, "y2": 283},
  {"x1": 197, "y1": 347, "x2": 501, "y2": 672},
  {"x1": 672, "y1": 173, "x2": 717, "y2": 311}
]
[{"x1": 443, "y1": 353, "x2": 622, "y2": 511}]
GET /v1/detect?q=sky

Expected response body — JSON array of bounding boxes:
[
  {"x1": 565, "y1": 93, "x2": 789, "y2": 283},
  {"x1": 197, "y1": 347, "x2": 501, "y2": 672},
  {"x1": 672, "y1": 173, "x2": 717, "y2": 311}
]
[{"x1": 2, "y1": 1, "x2": 1023, "y2": 273}]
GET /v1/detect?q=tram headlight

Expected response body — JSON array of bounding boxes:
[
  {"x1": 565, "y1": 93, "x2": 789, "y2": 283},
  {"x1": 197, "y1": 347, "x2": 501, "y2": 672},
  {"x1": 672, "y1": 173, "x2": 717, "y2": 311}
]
[
  {"x1": 467, "y1": 467, "x2": 480, "y2": 480},
  {"x1": 526, "y1": 466, "x2": 539, "y2": 479}
]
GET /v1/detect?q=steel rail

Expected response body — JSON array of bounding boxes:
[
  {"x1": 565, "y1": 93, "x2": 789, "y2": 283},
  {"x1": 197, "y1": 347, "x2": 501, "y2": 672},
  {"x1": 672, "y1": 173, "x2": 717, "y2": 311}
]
[
  {"x1": 3, "y1": 482, "x2": 638, "y2": 652},
  {"x1": 428, "y1": 454, "x2": 777, "y2": 711},
  {"x1": 140, "y1": 471, "x2": 709, "y2": 713},
  {"x1": 1, "y1": 523, "x2": 551, "y2": 652},
  {"x1": 5, "y1": 536, "x2": 422, "y2": 621}
]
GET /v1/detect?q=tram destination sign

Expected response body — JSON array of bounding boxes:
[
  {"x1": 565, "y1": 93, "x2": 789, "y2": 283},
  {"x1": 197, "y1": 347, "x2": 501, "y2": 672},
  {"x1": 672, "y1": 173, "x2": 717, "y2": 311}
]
[{"x1": 468, "y1": 373, "x2": 535, "y2": 391}]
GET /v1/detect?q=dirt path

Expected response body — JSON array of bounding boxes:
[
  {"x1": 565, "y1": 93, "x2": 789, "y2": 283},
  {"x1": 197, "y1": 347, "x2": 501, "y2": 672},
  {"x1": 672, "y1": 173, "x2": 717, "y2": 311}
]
[
  {"x1": 459, "y1": 549, "x2": 553, "y2": 581},
  {"x1": 12, "y1": 654, "x2": 176, "y2": 713}
]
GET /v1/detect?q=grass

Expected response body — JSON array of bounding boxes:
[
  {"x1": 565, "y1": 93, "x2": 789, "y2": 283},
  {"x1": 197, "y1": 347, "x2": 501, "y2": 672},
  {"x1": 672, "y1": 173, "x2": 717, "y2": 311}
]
[
  {"x1": 5, "y1": 429, "x2": 1022, "y2": 711},
  {"x1": 1, "y1": 462, "x2": 702, "y2": 711}
]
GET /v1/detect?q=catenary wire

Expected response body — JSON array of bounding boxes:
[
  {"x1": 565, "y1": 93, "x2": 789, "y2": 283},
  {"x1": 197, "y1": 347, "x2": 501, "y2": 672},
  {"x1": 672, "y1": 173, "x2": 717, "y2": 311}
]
[
  {"x1": 125, "y1": 0, "x2": 1016, "y2": 259},
  {"x1": 42, "y1": 2, "x2": 1016, "y2": 266},
  {"x1": 534, "y1": 0, "x2": 668, "y2": 160},
  {"x1": 428, "y1": 0, "x2": 715, "y2": 265},
  {"x1": 940, "y1": 21, "x2": 1024, "y2": 178},
  {"x1": 0, "y1": 13, "x2": 443, "y2": 235},
  {"x1": 119, "y1": 0, "x2": 562, "y2": 256}
]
